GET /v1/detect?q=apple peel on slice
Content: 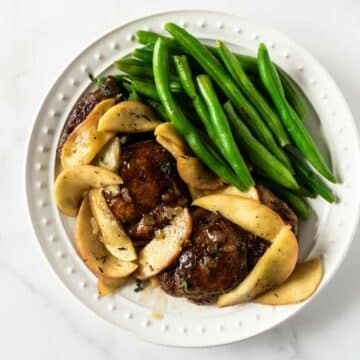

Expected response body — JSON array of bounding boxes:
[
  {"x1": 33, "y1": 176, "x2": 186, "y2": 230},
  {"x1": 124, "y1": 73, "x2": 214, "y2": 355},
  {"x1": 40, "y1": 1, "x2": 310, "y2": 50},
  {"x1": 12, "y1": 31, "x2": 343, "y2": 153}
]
[
  {"x1": 192, "y1": 194, "x2": 298, "y2": 306},
  {"x1": 254, "y1": 258, "x2": 323, "y2": 305},
  {"x1": 75, "y1": 196, "x2": 137, "y2": 279},
  {"x1": 88, "y1": 188, "x2": 137, "y2": 262},
  {"x1": 54, "y1": 165, "x2": 123, "y2": 217},
  {"x1": 135, "y1": 208, "x2": 192, "y2": 280},
  {"x1": 61, "y1": 99, "x2": 116, "y2": 169},
  {"x1": 98, "y1": 100, "x2": 161, "y2": 132}
]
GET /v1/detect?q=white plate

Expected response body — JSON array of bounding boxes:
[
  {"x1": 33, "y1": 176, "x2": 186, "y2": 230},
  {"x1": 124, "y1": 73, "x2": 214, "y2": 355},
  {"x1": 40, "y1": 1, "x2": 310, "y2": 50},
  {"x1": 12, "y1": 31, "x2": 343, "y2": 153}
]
[{"x1": 25, "y1": 10, "x2": 360, "y2": 347}]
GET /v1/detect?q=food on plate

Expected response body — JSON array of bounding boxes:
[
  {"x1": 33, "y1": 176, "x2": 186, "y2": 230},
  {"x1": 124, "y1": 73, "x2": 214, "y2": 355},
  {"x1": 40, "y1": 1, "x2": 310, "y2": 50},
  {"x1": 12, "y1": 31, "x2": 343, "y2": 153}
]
[
  {"x1": 135, "y1": 207, "x2": 192, "y2": 279},
  {"x1": 154, "y1": 122, "x2": 188, "y2": 159},
  {"x1": 88, "y1": 188, "x2": 137, "y2": 262},
  {"x1": 57, "y1": 76, "x2": 121, "y2": 157},
  {"x1": 105, "y1": 140, "x2": 190, "y2": 241},
  {"x1": 75, "y1": 196, "x2": 137, "y2": 278},
  {"x1": 159, "y1": 208, "x2": 269, "y2": 303},
  {"x1": 54, "y1": 165, "x2": 122, "y2": 217},
  {"x1": 257, "y1": 185, "x2": 298, "y2": 234},
  {"x1": 61, "y1": 99, "x2": 116, "y2": 169},
  {"x1": 254, "y1": 258, "x2": 323, "y2": 305},
  {"x1": 257, "y1": 44, "x2": 336, "y2": 182},
  {"x1": 97, "y1": 276, "x2": 128, "y2": 297},
  {"x1": 193, "y1": 194, "x2": 289, "y2": 241},
  {"x1": 192, "y1": 194, "x2": 297, "y2": 305},
  {"x1": 217, "y1": 224, "x2": 297, "y2": 306},
  {"x1": 93, "y1": 137, "x2": 122, "y2": 172},
  {"x1": 98, "y1": 100, "x2": 161, "y2": 132},
  {"x1": 53, "y1": 23, "x2": 333, "y2": 304},
  {"x1": 176, "y1": 155, "x2": 225, "y2": 191},
  {"x1": 213, "y1": 184, "x2": 259, "y2": 200}
]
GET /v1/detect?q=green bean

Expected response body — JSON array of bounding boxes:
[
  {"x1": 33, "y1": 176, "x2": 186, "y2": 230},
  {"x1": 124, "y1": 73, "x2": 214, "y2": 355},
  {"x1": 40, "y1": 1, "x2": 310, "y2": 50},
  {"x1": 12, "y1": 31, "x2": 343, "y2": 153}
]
[
  {"x1": 255, "y1": 175, "x2": 310, "y2": 220},
  {"x1": 197, "y1": 75, "x2": 254, "y2": 187},
  {"x1": 136, "y1": 30, "x2": 178, "y2": 49},
  {"x1": 165, "y1": 23, "x2": 292, "y2": 172},
  {"x1": 114, "y1": 58, "x2": 181, "y2": 82},
  {"x1": 122, "y1": 82, "x2": 140, "y2": 101},
  {"x1": 153, "y1": 38, "x2": 247, "y2": 190},
  {"x1": 216, "y1": 40, "x2": 290, "y2": 147},
  {"x1": 173, "y1": 55, "x2": 218, "y2": 143},
  {"x1": 136, "y1": 30, "x2": 308, "y2": 119},
  {"x1": 132, "y1": 48, "x2": 153, "y2": 63},
  {"x1": 127, "y1": 79, "x2": 202, "y2": 125},
  {"x1": 279, "y1": 71, "x2": 308, "y2": 119},
  {"x1": 258, "y1": 43, "x2": 336, "y2": 183},
  {"x1": 127, "y1": 78, "x2": 182, "y2": 101},
  {"x1": 255, "y1": 167, "x2": 316, "y2": 198},
  {"x1": 295, "y1": 183, "x2": 317, "y2": 198},
  {"x1": 224, "y1": 102, "x2": 298, "y2": 190},
  {"x1": 145, "y1": 99, "x2": 168, "y2": 120},
  {"x1": 288, "y1": 152, "x2": 336, "y2": 203},
  {"x1": 173, "y1": 55, "x2": 197, "y2": 99},
  {"x1": 211, "y1": 50, "x2": 308, "y2": 120},
  {"x1": 114, "y1": 58, "x2": 154, "y2": 77}
]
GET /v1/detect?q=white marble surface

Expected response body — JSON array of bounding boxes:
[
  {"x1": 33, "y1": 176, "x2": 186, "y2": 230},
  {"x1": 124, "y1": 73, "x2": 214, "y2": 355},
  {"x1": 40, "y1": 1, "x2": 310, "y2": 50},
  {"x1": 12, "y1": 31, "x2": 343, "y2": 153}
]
[{"x1": 1, "y1": 0, "x2": 360, "y2": 358}]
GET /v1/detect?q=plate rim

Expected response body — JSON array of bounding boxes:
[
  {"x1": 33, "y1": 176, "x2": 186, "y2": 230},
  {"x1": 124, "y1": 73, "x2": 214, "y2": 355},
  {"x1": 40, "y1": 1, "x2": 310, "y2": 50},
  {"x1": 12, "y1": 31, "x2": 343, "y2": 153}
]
[{"x1": 25, "y1": 9, "x2": 360, "y2": 347}]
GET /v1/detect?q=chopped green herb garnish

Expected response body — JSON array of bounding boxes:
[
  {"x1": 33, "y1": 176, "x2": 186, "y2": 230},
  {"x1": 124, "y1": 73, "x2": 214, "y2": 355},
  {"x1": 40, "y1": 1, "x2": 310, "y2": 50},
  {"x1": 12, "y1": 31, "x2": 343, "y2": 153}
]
[
  {"x1": 160, "y1": 162, "x2": 171, "y2": 174},
  {"x1": 95, "y1": 76, "x2": 106, "y2": 87},
  {"x1": 134, "y1": 279, "x2": 144, "y2": 292}
]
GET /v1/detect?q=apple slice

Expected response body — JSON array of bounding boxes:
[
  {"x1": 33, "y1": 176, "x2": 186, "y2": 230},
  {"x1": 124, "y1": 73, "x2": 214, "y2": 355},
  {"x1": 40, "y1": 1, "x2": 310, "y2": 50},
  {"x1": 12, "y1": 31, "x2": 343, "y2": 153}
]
[
  {"x1": 93, "y1": 137, "x2": 121, "y2": 173},
  {"x1": 217, "y1": 225, "x2": 298, "y2": 306},
  {"x1": 177, "y1": 155, "x2": 225, "y2": 191},
  {"x1": 98, "y1": 100, "x2": 161, "y2": 132},
  {"x1": 76, "y1": 196, "x2": 137, "y2": 278},
  {"x1": 192, "y1": 194, "x2": 298, "y2": 306},
  {"x1": 254, "y1": 258, "x2": 323, "y2": 305},
  {"x1": 155, "y1": 122, "x2": 188, "y2": 159},
  {"x1": 61, "y1": 99, "x2": 116, "y2": 169},
  {"x1": 88, "y1": 188, "x2": 137, "y2": 262},
  {"x1": 193, "y1": 194, "x2": 285, "y2": 241},
  {"x1": 54, "y1": 165, "x2": 122, "y2": 217},
  {"x1": 135, "y1": 208, "x2": 192, "y2": 280},
  {"x1": 213, "y1": 185, "x2": 259, "y2": 200},
  {"x1": 97, "y1": 276, "x2": 128, "y2": 297}
]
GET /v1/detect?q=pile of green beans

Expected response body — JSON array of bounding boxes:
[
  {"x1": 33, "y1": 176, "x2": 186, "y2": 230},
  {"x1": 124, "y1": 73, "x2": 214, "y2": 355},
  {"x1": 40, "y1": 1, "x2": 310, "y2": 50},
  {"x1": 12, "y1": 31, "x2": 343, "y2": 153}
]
[
  {"x1": 153, "y1": 38, "x2": 249, "y2": 190},
  {"x1": 135, "y1": 30, "x2": 308, "y2": 120},
  {"x1": 257, "y1": 43, "x2": 336, "y2": 183},
  {"x1": 224, "y1": 102, "x2": 298, "y2": 190},
  {"x1": 105, "y1": 24, "x2": 338, "y2": 219},
  {"x1": 165, "y1": 23, "x2": 293, "y2": 172},
  {"x1": 216, "y1": 40, "x2": 290, "y2": 147},
  {"x1": 173, "y1": 55, "x2": 218, "y2": 145}
]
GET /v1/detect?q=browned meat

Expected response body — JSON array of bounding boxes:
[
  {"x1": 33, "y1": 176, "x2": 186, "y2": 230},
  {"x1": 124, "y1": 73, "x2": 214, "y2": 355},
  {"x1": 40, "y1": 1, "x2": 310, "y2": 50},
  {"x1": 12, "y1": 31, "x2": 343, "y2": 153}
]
[
  {"x1": 57, "y1": 76, "x2": 121, "y2": 157},
  {"x1": 106, "y1": 140, "x2": 190, "y2": 242},
  {"x1": 159, "y1": 209, "x2": 270, "y2": 304},
  {"x1": 256, "y1": 185, "x2": 298, "y2": 235}
]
